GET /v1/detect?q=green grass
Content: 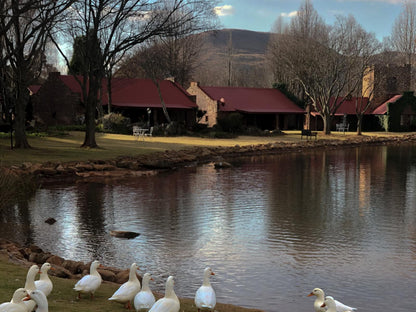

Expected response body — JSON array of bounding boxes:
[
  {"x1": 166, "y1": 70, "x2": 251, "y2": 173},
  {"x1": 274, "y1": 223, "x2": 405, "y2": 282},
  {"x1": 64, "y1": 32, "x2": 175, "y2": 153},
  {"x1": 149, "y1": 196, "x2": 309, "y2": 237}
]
[{"x1": 0, "y1": 255, "x2": 263, "y2": 312}]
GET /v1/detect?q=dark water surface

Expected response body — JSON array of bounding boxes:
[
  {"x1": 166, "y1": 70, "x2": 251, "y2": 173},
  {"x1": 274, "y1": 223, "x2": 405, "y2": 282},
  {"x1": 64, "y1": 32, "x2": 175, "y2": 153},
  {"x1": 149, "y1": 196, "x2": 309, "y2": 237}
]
[{"x1": 1, "y1": 144, "x2": 416, "y2": 312}]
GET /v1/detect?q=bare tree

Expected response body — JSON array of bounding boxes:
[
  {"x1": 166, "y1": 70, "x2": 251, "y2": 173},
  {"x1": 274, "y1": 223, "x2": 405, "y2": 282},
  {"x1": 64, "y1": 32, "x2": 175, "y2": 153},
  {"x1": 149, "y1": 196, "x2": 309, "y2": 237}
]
[
  {"x1": 0, "y1": 0, "x2": 74, "y2": 148},
  {"x1": 52, "y1": 0, "x2": 218, "y2": 148},
  {"x1": 391, "y1": 0, "x2": 416, "y2": 65},
  {"x1": 269, "y1": 1, "x2": 379, "y2": 134}
]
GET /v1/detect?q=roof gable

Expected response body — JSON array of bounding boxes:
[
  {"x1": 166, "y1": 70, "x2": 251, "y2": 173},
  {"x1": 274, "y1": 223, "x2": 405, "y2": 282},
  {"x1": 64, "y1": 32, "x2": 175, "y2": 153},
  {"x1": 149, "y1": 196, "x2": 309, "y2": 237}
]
[
  {"x1": 199, "y1": 86, "x2": 305, "y2": 114},
  {"x1": 372, "y1": 95, "x2": 402, "y2": 115}
]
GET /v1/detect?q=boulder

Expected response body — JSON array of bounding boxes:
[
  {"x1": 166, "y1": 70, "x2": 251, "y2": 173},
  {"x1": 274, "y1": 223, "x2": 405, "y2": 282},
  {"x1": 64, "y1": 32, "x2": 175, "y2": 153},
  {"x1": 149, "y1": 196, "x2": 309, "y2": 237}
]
[
  {"x1": 98, "y1": 268, "x2": 116, "y2": 282},
  {"x1": 110, "y1": 231, "x2": 140, "y2": 239},
  {"x1": 62, "y1": 259, "x2": 85, "y2": 274},
  {"x1": 46, "y1": 255, "x2": 65, "y2": 267}
]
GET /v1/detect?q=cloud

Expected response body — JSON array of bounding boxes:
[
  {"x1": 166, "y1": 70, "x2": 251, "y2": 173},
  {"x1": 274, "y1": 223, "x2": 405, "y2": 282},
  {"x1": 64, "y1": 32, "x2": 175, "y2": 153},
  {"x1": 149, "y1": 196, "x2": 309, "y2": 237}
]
[
  {"x1": 280, "y1": 11, "x2": 298, "y2": 18},
  {"x1": 214, "y1": 5, "x2": 234, "y2": 17}
]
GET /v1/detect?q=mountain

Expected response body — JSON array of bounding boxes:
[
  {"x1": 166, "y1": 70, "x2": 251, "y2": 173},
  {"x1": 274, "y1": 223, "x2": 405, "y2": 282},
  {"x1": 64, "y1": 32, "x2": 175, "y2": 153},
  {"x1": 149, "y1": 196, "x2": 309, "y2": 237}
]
[{"x1": 193, "y1": 29, "x2": 274, "y2": 88}]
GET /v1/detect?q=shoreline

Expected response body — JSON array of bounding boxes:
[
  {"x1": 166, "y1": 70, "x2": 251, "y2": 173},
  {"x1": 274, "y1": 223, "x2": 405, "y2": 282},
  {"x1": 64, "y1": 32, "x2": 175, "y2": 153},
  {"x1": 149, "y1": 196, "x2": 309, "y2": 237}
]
[
  {"x1": 0, "y1": 238, "x2": 265, "y2": 312},
  {"x1": 4, "y1": 133, "x2": 416, "y2": 182}
]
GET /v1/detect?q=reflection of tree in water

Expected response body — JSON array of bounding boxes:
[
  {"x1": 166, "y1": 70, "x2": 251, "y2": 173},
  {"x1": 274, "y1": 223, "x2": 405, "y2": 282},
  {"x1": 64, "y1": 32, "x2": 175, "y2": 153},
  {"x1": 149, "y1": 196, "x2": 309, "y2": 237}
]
[
  {"x1": 76, "y1": 183, "x2": 107, "y2": 259},
  {"x1": 0, "y1": 199, "x2": 34, "y2": 245}
]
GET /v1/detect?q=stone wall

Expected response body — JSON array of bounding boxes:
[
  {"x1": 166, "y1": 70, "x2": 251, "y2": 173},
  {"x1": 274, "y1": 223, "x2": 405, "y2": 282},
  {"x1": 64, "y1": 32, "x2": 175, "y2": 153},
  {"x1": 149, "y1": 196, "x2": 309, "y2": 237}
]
[{"x1": 187, "y1": 82, "x2": 218, "y2": 127}]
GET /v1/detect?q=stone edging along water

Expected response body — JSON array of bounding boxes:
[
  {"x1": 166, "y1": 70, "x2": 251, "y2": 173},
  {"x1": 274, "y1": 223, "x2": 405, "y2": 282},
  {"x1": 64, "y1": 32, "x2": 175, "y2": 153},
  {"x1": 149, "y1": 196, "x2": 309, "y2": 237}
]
[{"x1": 4, "y1": 133, "x2": 416, "y2": 182}]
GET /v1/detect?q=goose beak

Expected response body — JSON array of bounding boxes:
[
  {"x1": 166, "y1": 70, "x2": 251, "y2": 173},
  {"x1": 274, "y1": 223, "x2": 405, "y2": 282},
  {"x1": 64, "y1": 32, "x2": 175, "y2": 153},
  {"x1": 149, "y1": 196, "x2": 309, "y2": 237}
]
[
  {"x1": 211, "y1": 272, "x2": 215, "y2": 275},
  {"x1": 307, "y1": 292, "x2": 314, "y2": 297},
  {"x1": 23, "y1": 295, "x2": 31, "y2": 301}
]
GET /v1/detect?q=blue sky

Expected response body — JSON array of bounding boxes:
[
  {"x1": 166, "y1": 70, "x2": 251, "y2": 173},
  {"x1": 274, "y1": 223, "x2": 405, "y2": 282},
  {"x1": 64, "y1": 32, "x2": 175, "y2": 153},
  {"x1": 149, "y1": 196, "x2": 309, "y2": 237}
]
[{"x1": 214, "y1": 0, "x2": 404, "y2": 40}]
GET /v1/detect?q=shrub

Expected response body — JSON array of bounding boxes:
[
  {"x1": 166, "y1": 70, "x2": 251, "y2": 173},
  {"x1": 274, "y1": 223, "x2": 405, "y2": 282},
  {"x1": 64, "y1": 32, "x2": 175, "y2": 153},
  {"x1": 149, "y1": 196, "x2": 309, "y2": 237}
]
[
  {"x1": 102, "y1": 113, "x2": 131, "y2": 134},
  {"x1": 216, "y1": 113, "x2": 243, "y2": 133}
]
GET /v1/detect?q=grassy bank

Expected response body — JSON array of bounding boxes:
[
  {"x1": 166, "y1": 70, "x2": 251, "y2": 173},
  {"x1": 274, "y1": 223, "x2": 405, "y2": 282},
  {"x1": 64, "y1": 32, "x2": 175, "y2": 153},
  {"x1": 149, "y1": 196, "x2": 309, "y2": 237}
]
[
  {"x1": 0, "y1": 255, "x2": 263, "y2": 312},
  {"x1": 0, "y1": 130, "x2": 410, "y2": 167}
]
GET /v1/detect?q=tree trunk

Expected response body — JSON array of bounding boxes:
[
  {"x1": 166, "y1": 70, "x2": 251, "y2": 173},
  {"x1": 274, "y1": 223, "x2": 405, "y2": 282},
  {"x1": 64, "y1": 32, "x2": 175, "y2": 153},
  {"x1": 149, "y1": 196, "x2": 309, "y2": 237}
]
[
  {"x1": 322, "y1": 113, "x2": 332, "y2": 135},
  {"x1": 154, "y1": 80, "x2": 171, "y2": 124},
  {"x1": 357, "y1": 114, "x2": 363, "y2": 135},
  {"x1": 13, "y1": 85, "x2": 31, "y2": 149},
  {"x1": 81, "y1": 76, "x2": 99, "y2": 148}
]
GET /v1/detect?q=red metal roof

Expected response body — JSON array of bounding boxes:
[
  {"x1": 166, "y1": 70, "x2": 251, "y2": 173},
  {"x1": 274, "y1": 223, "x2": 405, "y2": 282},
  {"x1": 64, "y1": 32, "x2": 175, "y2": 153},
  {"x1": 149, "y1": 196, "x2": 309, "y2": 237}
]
[
  {"x1": 106, "y1": 78, "x2": 197, "y2": 109},
  {"x1": 330, "y1": 97, "x2": 371, "y2": 115},
  {"x1": 372, "y1": 95, "x2": 402, "y2": 115},
  {"x1": 310, "y1": 97, "x2": 371, "y2": 116},
  {"x1": 199, "y1": 86, "x2": 305, "y2": 114},
  {"x1": 56, "y1": 74, "x2": 196, "y2": 109}
]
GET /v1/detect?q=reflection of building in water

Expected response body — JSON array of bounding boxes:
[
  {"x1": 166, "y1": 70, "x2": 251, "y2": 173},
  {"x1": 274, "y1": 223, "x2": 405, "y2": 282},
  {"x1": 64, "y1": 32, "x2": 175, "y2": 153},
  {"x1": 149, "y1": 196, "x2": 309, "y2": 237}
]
[{"x1": 358, "y1": 165, "x2": 371, "y2": 216}]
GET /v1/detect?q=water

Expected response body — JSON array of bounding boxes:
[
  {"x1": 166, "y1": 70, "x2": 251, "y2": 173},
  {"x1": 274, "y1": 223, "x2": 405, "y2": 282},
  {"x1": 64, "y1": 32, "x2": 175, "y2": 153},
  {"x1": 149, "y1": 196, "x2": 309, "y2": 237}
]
[{"x1": 1, "y1": 144, "x2": 416, "y2": 312}]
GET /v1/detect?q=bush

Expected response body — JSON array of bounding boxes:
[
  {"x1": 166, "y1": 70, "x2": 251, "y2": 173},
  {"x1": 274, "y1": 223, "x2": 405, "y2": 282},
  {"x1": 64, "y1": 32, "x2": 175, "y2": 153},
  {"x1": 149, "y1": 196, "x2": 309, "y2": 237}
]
[
  {"x1": 102, "y1": 113, "x2": 131, "y2": 134},
  {"x1": 216, "y1": 113, "x2": 243, "y2": 133}
]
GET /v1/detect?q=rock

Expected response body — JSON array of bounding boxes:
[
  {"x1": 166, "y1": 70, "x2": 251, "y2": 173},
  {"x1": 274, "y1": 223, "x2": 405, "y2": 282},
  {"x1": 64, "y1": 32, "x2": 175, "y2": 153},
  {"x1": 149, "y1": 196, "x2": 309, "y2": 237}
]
[
  {"x1": 92, "y1": 164, "x2": 116, "y2": 171},
  {"x1": 46, "y1": 255, "x2": 65, "y2": 266},
  {"x1": 98, "y1": 268, "x2": 116, "y2": 282},
  {"x1": 62, "y1": 259, "x2": 85, "y2": 274},
  {"x1": 28, "y1": 251, "x2": 51, "y2": 264},
  {"x1": 214, "y1": 161, "x2": 232, "y2": 169},
  {"x1": 114, "y1": 269, "x2": 130, "y2": 284},
  {"x1": 110, "y1": 230, "x2": 140, "y2": 239},
  {"x1": 50, "y1": 265, "x2": 74, "y2": 279},
  {"x1": 45, "y1": 217, "x2": 56, "y2": 225}
]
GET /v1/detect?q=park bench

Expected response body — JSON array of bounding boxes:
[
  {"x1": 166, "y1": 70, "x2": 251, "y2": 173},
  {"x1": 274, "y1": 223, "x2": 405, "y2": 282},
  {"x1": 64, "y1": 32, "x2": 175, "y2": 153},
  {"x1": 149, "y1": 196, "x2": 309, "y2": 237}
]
[
  {"x1": 336, "y1": 123, "x2": 349, "y2": 133},
  {"x1": 301, "y1": 129, "x2": 317, "y2": 140}
]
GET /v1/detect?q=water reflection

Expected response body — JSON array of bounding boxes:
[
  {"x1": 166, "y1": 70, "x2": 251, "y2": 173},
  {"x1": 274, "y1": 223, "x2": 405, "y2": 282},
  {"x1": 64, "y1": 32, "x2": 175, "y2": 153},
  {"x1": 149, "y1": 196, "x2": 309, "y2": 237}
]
[{"x1": 1, "y1": 144, "x2": 416, "y2": 312}]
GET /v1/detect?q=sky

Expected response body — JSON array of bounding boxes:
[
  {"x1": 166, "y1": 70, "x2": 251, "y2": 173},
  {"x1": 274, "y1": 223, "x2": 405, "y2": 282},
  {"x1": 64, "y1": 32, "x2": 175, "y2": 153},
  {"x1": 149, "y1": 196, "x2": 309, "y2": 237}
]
[{"x1": 214, "y1": 0, "x2": 406, "y2": 40}]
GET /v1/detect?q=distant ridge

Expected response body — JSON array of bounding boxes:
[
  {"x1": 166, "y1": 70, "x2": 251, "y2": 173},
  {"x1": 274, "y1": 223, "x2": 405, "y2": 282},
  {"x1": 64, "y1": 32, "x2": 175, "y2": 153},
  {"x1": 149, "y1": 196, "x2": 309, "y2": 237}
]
[{"x1": 193, "y1": 29, "x2": 273, "y2": 88}]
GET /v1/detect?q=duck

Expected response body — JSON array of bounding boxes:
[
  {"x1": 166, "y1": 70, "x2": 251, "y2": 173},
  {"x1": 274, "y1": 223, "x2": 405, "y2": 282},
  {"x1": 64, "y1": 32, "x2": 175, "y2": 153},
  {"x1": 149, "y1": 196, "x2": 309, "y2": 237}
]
[
  {"x1": 109, "y1": 263, "x2": 141, "y2": 309},
  {"x1": 148, "y1": 276, "x2": 179, "y2": 312},
  {"x1": 35, "y1": 263, "x2": 53, "y2": 297},
  {"x1": 133, "y1": 273, "x2": 156, "y2": 311},
  {"x1": 194, "y1": 267, "x2": 216, "y2": 312},
  {"x1": 308, "y1": 288, "x2": 357, "y2": 312},
  {"x1": 74, "y1": 260, "x2": 102, "y2": 299},
  {"x1": 0, "y1": 288, "x2": 29, "y2": 312},
  {"x1": 23, "y1": 290, "x2": 48, "y2": 312},
  {"x1": 24, "y1": 265, "x2": 40, "y2": 312}
]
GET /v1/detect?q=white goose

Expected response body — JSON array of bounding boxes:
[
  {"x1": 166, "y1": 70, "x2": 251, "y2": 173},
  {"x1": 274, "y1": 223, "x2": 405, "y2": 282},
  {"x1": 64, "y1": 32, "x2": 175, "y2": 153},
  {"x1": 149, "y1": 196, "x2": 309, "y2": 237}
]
[
  {"x1": 35, "y1": 263, "x2": 53, "y2": 297},
  {"x1": 134, "y1": 273, "x2": 156, "y2": 311},
  {"x1": 0, "y1": 288, "x2": 29, "y2": 312},
  {"x1": 74, "y1": 260, "x2": 102, "y2": 299},
  {"x1": 148, "y1": 276, "x2": 179, "y2": 312},
  {"x1": 308, "y1": 288, "x2": 357, "y2": 312},
  {"x1": 194, "y1": 267, "x2": 216, "y2": 312},
  {"x1": 109, "y1": 263, "x2": 141, "y2": 309},
  {"x1": 24, "y1": 265, "x2": 40, "y2": 312},
  {"x1": 322, "y1": 296, "x2": 357, "y2": 312},
  {"x1": 24, "y1": 290, "x2": 48, "y2": 312}
]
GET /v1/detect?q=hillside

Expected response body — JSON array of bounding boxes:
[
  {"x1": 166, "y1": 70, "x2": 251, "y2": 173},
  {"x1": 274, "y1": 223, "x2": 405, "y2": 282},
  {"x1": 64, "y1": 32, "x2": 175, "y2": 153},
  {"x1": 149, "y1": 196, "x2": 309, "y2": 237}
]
[{"x1": 192, "y1": 29, "x2": 274, "y2": 88}]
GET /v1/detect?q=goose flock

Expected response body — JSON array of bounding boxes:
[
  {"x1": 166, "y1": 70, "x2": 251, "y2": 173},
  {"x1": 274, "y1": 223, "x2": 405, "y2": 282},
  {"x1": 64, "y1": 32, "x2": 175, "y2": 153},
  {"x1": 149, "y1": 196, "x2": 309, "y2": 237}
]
[{"x1": 1, "y1": 261, "x2": 358, "y2": 312}]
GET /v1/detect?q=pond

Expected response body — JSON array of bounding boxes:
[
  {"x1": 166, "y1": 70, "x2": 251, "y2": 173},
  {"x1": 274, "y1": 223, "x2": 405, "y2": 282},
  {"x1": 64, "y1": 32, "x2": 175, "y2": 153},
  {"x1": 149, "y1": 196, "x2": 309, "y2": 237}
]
[{"x1": 1, "y1": 143, "x2": 416, "y2": 312}]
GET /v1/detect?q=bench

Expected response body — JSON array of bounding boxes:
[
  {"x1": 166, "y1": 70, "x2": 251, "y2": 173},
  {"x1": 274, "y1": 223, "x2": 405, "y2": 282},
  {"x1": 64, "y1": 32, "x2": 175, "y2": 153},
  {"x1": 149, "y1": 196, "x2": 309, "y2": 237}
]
[
  {"x1": 336, "y1": 123, "x2": 349, "y2": 133},
  {"x1": 301, "y1": 129, "x2": 317, "y2": 140}
]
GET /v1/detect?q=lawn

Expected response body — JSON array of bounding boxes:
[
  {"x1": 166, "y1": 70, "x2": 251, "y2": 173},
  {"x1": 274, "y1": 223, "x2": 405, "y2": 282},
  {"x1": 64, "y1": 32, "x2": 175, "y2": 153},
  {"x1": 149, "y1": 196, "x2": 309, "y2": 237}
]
[
  {"x1": 1, "y1": 130, "x2": 405, "y2": 167},
  {"x1": 0, "y1": 254, "x2": 263, "y2": 312}
]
